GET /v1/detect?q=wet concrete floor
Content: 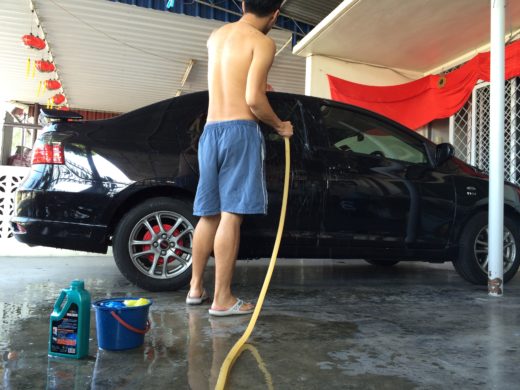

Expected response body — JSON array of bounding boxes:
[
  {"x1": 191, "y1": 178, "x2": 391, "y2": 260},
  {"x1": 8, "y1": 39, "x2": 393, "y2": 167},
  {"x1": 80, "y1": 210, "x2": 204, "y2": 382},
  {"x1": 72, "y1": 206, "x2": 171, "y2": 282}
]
[{"x1": 0, "y1": 256, "x2": 519, "y2": 389}]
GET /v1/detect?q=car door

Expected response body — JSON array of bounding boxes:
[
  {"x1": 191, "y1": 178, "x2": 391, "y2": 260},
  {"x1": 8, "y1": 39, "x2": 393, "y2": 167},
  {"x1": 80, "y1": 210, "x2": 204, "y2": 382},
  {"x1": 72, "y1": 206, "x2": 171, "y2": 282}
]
[
  {"x1": 314, "y1": 102, "x2": 444, "y2": 253},
  {"x1": 240, "y1": 95, "x2": 323, "y2": 257}
]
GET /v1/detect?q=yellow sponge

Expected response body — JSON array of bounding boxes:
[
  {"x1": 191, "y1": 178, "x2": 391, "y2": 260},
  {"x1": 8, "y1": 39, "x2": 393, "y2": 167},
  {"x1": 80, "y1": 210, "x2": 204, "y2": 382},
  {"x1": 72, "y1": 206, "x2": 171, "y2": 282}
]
[{"x1": 124, "y1": 298, "x2": 150, "y2": 307}]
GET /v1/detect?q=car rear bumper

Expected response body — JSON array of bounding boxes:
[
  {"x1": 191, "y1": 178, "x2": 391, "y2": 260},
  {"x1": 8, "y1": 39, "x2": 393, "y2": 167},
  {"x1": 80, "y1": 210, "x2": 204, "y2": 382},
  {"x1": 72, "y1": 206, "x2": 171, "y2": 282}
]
[{"x1": 10, "y1": 217, "x2": 108, "y2": 254}]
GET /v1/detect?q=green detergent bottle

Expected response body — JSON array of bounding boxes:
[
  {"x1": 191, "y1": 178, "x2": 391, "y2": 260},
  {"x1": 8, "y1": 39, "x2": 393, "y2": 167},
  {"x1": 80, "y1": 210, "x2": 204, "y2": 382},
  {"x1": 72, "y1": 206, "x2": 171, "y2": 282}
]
[{"x1": 48, "y1": 280, "x2": 91, "y2": 359}]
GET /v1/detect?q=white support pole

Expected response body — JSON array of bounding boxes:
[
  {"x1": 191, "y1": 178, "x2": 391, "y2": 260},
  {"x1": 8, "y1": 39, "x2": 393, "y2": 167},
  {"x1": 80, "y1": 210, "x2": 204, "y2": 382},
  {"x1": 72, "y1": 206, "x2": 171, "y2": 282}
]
[
  {"x1": 449, "y1": 115, "x2": 455, "y2": 146},
  {"x1": 471, "y1": 88, "x2": 477, "y2": 166},
  {"x1": 466, "y1": 105, "x2": 472, "y2": 162},
  {"x1": 488, "y1": 0, "x2": 505, "y2": 297},
  {"x1": 479, "y1": 93, "x2": 484, "y2": 167}
]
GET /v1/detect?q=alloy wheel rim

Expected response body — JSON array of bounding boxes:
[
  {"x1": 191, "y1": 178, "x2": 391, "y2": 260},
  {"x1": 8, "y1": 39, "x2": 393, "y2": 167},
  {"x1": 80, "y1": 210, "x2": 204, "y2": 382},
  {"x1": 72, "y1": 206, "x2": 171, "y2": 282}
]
[
  {"x1": 128, "y1": 211, "x2": 194, "y2": 279},
  {"x1": 473, "y1": 226, "x2": 516, "y2": 274}
]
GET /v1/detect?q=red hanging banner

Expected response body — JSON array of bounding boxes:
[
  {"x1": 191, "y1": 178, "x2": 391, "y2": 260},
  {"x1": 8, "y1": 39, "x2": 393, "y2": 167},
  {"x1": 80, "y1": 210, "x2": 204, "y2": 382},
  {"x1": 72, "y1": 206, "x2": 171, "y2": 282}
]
[{"x1": 328, "y1": 39, "x2": 520, "y2": 130}]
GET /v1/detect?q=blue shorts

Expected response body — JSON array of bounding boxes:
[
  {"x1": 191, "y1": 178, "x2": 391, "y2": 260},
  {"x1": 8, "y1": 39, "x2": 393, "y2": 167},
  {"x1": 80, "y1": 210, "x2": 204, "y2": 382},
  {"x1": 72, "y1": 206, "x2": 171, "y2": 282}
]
[{"x1": 193, "y1": 120, "x2": 267, "y2": 216}]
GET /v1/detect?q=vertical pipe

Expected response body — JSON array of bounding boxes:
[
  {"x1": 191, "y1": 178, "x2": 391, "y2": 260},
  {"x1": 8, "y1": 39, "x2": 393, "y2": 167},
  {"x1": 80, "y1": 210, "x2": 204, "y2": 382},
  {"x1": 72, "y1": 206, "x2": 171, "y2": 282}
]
[
  {"x1": 449, "y1": 115, "x2": 455, "y2": 146},
  {"x1": 305, "y1": 56, "x2": 313, "y2": 97},
  {"x1": 479, "y1": 92, "x2": 484, "y2": 167},
  {"x1": 510, "y1": 78, "x2": 518, "y2": 184},
  {"x1": 466, "y1": 104, "x2": 472, "y2": 162},
  {"x1": 0, "y1": 104, "x2": 9, "y2": 165},
  {"x1": 32, "y1": 103, "x2": 40, "y2": 147},
  {"x1": 488, "y1": 0, "x2": 505, "y2": 297},
  {"x1": 21, "y1": 117, "x2": 25, "y2": 148},
  {"x1": 471, "y1": 88, "x2": 478, "y2": 165}
]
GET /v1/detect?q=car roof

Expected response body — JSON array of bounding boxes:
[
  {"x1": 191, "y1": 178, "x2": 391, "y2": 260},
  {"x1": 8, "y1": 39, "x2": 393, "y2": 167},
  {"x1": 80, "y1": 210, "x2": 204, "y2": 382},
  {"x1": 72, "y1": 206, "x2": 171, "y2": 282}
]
[
  {"x1": 173, "y1": 91, "x2": 415, "y2": 130},
  {"x1": 111, "y1": 90, "x2": 431, "y2": 145}
]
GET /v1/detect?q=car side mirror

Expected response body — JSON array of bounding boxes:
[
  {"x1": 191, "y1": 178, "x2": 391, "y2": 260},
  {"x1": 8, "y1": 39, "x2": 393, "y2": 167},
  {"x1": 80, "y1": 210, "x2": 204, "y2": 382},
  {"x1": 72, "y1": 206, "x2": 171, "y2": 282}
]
[{"x1": 435, "y1": 143, "x2": 455, "y2": 166}]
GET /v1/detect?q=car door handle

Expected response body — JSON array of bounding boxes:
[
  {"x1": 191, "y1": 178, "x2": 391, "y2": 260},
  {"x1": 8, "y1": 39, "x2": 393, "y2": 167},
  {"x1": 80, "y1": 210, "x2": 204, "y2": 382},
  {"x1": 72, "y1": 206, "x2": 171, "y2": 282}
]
[
  {"x1": 328, "y1": 163, "x2": 351, "y2": 172},
  {"x1": 291, "y1": 169, "x2": 307, "y2": 181}
]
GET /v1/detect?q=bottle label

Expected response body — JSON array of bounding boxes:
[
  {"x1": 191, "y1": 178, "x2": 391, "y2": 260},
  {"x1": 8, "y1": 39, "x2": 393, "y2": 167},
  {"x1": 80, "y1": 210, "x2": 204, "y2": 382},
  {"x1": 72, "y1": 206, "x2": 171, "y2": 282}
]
[{"x1": 50, "y1": 303, "x2": 79, "y2": 355}]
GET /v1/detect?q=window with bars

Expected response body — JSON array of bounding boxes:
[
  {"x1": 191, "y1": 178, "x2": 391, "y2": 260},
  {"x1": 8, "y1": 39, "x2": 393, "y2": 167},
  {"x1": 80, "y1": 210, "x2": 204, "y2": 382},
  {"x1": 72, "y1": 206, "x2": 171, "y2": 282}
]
[{"x1": 450, "y1": 78, "x2": 520, "y2": 185}]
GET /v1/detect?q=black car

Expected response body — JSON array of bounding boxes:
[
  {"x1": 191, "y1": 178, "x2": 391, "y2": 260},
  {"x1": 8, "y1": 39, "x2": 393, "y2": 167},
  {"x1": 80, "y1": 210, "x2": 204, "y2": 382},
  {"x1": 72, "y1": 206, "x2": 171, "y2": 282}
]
[{"x1": 11, "y1": 91, "x2": 520, "y2": 291}]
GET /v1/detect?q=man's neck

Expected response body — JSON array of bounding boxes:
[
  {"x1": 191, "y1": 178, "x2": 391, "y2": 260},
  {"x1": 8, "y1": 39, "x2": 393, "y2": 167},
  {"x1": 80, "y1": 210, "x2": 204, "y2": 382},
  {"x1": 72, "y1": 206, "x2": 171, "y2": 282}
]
[{"x1": 240, "y1": 14, "x2": 270, "y2": 34}]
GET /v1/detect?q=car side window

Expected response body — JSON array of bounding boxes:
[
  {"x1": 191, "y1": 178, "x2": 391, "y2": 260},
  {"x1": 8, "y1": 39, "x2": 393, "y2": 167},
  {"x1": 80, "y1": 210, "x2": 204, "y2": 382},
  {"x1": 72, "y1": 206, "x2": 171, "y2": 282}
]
[
  {"x1": 320, "y1": 105, "x2": 427, "y2": 164},
  {"x1": 149, "y1": 104, "x2": 206, "y2": 151},
  {"x1": 172, "y1": 107, "x2": 207, "y2": 176},
  {"x1": 259, "y1": 97, "x2": 306, "y2": 159}
]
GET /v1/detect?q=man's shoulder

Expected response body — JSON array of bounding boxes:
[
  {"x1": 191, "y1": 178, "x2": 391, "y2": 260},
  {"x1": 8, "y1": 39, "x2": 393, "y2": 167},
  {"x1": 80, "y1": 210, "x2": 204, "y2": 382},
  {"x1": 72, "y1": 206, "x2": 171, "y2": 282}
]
[
  {"x1": 209, "y1": 24, "x2": 228, "y2": 40},
  {"x1": 253, "y1": 34, "x2": 276, "y2": 52}
]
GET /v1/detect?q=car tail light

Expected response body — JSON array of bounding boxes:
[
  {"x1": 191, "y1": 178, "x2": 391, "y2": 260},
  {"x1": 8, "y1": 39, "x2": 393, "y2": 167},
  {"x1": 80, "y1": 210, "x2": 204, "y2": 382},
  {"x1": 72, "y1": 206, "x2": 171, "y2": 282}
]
[
  {"x1": 32, "y1": 143, "x2": 65, "y2": 165},
  {"x1": 14, "y1": 223, "x2": 27, "y2": 234}
]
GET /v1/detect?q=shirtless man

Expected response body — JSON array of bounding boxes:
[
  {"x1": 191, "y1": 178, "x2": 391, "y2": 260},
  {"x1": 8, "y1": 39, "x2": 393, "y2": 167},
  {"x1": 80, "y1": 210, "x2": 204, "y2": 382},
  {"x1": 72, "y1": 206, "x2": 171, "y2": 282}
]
[{"x1": 186, "y1": 0, "x2": 293, "y2": 316}]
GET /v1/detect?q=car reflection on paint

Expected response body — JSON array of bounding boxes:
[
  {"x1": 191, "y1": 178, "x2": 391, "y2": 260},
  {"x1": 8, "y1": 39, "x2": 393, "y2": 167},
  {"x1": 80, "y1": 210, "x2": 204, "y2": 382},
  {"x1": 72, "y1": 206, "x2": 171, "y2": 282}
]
[{"x1": 11, "y1": 91, "x2": 520, "y2": 291}]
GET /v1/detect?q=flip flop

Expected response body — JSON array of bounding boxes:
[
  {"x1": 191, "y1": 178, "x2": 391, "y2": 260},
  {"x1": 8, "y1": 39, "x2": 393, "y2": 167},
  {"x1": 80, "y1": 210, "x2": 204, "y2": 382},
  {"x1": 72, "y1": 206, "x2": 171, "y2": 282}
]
[
  {"x1": 208, "y1": 298, "x2": 254, "y2": 317},
  {"x1": 186, "y1": 288, "x2": 209, "y2": 305}
]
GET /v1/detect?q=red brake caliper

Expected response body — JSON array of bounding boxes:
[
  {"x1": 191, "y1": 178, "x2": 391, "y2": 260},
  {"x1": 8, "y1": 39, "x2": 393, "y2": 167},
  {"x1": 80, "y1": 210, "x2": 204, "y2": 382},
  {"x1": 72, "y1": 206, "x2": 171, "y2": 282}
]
[{"x1": 141, "y1": 223, "x2": 185, "y2": 265}]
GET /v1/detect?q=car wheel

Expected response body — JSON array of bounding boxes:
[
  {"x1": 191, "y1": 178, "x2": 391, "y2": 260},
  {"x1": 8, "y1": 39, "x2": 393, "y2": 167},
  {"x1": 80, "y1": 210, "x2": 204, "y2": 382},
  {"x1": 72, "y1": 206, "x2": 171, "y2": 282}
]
[
  {"x1": 365, "y1": 259, "x2": 400, "y2": 266},
  {"x1": 453, "y1": 212, "x2": 520, "y2": 285},
  {"x1": 113, "y1": 197, "x2": 196, "y2": 291}
]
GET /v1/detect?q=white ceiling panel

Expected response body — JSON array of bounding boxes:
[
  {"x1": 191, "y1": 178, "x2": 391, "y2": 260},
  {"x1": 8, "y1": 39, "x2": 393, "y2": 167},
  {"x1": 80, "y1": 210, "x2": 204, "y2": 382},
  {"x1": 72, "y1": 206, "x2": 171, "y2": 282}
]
[{"x1": 294, "y1": 0, "x2": 520, "y2": 73}]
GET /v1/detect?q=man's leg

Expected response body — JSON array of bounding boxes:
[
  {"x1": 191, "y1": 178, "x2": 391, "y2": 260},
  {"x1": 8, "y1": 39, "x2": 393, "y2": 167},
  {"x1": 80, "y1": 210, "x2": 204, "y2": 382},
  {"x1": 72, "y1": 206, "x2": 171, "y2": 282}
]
[
  {"x1": 189, "y1": 214, "x2": 220, "y2": 298},
  {"x1": 212, "y1": 212, "x2": 254, "y2": 311}
]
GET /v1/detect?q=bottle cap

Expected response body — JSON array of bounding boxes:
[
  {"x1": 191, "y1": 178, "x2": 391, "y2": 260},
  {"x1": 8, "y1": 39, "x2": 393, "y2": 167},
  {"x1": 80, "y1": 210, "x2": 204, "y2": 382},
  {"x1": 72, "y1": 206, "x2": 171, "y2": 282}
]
[{"x1": 71, "y1": 280, "x2": 84, "y2": 290}]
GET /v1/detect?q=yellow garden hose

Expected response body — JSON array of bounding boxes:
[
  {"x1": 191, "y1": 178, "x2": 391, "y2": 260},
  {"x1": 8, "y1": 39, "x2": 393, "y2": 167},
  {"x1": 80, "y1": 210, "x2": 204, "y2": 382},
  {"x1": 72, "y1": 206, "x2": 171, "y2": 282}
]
[{"x1": 215, "y1": 137, "x2": 291, "y2": 390}]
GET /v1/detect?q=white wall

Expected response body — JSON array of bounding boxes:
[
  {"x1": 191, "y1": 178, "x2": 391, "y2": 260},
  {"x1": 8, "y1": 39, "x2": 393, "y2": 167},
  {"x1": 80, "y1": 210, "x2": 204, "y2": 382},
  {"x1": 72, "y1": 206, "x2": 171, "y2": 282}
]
[
  {"x1": 304, "y1": 55, "x2": 451, "y2": 144},
  {"x1": 416, "y1": 119, "x2": 450, "y2": 145},
  {"x1": 429, "y1": 119, "x2": 450, "y2": 144},
  {"x1": 304, "y1": 55, "x2": 422, "y2": 98}
]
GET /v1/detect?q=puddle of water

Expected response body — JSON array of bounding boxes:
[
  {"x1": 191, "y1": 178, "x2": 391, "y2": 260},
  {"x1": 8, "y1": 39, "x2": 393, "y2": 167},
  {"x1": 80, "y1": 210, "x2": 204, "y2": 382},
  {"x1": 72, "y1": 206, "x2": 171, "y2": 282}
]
[{"x1": 0, "y1": 280, "x2": 423, "y2": 390}]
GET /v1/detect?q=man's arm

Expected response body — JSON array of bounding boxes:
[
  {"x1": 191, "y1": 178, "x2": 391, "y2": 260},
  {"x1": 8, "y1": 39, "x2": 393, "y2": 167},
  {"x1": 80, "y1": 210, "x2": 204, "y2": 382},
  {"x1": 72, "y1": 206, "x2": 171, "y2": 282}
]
[
  {"x1": 245, "y1": 37, "x2": 293, "y2": 137},
  {"x1": 207, "y1": 29, "x2": 217, "y2": 48}
]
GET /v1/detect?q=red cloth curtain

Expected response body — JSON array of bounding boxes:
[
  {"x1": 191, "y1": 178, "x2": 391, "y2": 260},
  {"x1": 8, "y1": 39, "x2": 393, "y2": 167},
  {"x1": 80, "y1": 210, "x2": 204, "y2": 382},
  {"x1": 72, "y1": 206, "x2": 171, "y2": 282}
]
[{"x1": 328, "y1": 39, "x2": 520, "y2": 130}]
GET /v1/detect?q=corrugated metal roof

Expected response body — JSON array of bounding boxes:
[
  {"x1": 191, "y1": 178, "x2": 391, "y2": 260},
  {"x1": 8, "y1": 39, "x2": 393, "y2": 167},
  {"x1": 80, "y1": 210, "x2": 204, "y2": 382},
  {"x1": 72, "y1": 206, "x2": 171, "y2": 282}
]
[
  {"x1": 109, "y1": 0, "x2": 315, "y2": 41},
  {"x1": 282, "y1": 0, "x2": 342, "y2": 26},
  {"x1": 0, "y1": 0, "x2": 305, "y2": 113},
  {"x1": 0, "y1": 0, "x2": 47, "y2": 106}
]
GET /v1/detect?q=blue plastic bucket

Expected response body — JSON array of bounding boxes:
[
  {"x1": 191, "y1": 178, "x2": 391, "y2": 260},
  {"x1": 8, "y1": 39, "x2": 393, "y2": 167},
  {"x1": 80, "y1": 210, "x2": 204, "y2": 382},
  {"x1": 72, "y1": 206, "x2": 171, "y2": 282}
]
[{"x1": 92, "y1": 298, "x2": 152, "y2": 351}]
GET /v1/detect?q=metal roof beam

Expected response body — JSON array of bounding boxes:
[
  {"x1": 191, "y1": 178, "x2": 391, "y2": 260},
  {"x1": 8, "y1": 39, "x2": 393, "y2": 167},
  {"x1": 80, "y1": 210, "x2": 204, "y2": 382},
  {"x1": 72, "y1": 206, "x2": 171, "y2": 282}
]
[{"x1": 107, "y1": 0, "x2": 314, "y2": 44}]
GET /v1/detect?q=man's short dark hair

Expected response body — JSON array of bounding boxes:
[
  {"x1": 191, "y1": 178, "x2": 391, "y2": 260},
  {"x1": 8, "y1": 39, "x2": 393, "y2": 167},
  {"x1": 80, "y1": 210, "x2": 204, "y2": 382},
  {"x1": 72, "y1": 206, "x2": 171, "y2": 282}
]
[{"x1": 243, "y1": 0, "x2": 283, "y2": 17}]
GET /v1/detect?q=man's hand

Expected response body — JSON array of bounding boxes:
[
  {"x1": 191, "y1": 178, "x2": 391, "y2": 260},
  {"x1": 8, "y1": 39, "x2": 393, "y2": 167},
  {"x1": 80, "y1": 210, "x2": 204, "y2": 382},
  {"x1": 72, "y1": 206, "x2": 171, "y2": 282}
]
[{"x1": 275, "y1": 121, "x2": 293, "y2": 138}]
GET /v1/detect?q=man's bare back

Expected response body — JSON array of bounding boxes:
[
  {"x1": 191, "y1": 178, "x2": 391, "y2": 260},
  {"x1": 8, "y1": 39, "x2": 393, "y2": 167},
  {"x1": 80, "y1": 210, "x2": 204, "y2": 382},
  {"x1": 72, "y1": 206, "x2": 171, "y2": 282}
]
[
  {"x1": 207, "y1": 22, "x2": 264, "y2": 122},
  {"x1": 206, "y1": 19, "x2": 292, "y2": 136}
]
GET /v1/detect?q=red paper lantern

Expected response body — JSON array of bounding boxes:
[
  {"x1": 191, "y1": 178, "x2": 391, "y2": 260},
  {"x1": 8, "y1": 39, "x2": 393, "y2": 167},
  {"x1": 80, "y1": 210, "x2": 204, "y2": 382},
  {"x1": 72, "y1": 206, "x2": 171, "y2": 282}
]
[
  {"x1": 52, "y1": 94, "x2": 66, "y2": 105},
  {"x1": 35, "y1": 60, "x2": 56, "y2": 73},
  {"x1": 45, "y1": 80, "x2": 61, "y2": 90},
  {"x1": 22, "y1": 34, "x2": 46, "y2": 50}
]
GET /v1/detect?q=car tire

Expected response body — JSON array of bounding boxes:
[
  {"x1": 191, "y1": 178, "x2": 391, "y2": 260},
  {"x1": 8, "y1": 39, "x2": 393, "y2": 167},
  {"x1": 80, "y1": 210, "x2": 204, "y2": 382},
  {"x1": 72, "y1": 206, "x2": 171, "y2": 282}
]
[
  {"x1": 365, "y1": 259, "x2": 400, "y2": 267},
  {"x1": 113, "y1": 197, "x2": 197, "y2": 291},
  {"x1": 453, "y1": 212, "x2": 520, "y2": 285}
]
